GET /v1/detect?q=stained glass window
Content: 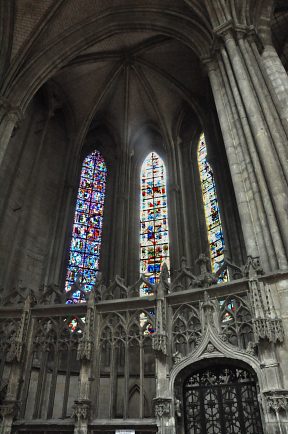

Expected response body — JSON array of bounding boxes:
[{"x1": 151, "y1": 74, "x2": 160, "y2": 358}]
[
  {"x1": 140, "y1": 152, "x2": 169, "y2": 294},
  {"x1": 65, "y1": 150, "x2": 107, "y2": 303},
  {"x1": 198, "y1": 133, "x2": 225, "y2": 273}
]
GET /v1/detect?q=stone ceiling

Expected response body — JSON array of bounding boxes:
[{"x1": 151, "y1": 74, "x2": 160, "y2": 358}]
[
  {"x1": 52, "y1": 31, "x2": 206, "y2": 147},
  {"x1": 2, "y1": 0, "x2": 287, "y2": 151}
]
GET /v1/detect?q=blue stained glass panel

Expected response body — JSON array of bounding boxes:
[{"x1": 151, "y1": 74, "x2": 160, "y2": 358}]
[
  {"x1": 140, "y1": 152, "x2": 170, "y2": 294},
  {"x1": 65, "y1": 150, "x2": 107, "y2": 302},
  {"x1": 198, "y1": 133, "x2": 225, "y2": 274}
]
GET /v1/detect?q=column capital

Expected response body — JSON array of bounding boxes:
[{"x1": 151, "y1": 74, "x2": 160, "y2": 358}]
[
  {"x1": 245, "y1": 26, "x2": 264, "y2": 53},
  {"x1": 0, "y1": 96, "x2": 24, "y2": 126},
  {"x1": 201, "y1": 55, "x2": 218, "y2": 74},
  {"x1": 214, "y1": 20, "x2": 234, "y2": 41}
]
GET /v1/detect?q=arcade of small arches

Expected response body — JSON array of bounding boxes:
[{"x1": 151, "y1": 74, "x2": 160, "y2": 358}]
[{"x1": 0, "y1": 1, "x2": 288, "y2": 434}]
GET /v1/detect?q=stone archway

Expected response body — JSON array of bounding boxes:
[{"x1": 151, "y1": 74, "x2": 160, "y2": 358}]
[
  {"x1": 183, "y1": 364, "x2": 263, "y2": 434},
  {"x1": 174, "y1": 359, "x2": 265, "y2": 434}
]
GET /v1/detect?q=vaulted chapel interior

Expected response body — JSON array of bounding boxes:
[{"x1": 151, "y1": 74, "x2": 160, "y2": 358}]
[{"x1": 1, "y1": 1, "x2": 288, "y2": 434}]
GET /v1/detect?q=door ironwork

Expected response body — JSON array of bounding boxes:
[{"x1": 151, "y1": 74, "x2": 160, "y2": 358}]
[{"x1": 183, "y1": 366, "x2": 263, "y2": 434}]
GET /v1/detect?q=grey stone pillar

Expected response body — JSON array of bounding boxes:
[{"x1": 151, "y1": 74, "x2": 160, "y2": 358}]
[
  {"x1": 205, "y1": 20, "x2": 288, "y2": 270},
  {"x1": 222, "y1": 30, "x2": 288, "y2": 259},
  {"x1": 205, "y1": 60, "x2": 260, "y2": 260},
  {"x1": 168, "y1": 182, "x2": 182, "y2": 275},
  {"x1": 2, "y1": 107, "x2": 52, "y2": 290},
  {"x1": 152, "y1": 268, "x2": 176, "y2": 434},
  {"x1": 249, "y1": 278, "x2": 288, "y2": 433},
  {"x1": 167, "y1": 147, "x2": 182, "y2": 274},
  {"x1": 262, "y1": 44, "x2": 288, "y2": 122},
  {"x1": 73, "y1": 292, "x2": 95, "y2": 434},
  {"x1": 217, "y1": 45, "x2": 284, "y2": 270},
  {"x1": 238, "y1": 35, "x2": 288, "y2": 183},
  {"x1": 112, "y1": 149, "x2": 132, "y2": 280},
  {"x1": 176, "y1": 142, "x2": 195, "y2": 266}
]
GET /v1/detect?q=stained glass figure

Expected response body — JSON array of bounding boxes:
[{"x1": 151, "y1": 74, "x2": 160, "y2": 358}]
[
  {"x1": 65, "y1": 150, "x2": 107, "y2": 302},
  {"x1": 140, "y1": 152, "x2": 170, "y2": 294},
  {"x1": 198, "y1": 133, "x2": 225, "y2": 273}
]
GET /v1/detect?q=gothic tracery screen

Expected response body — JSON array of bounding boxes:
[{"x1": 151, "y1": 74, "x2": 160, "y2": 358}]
[
  {"x1": 140, "y1": 152, "x2": 169, "y2": 293},
  {"x1": 198, "y1": 133, "x2": 224, "y2": 272},
  {"x1": 65, "y1": 150, "x2": 107, "y2": 302}
]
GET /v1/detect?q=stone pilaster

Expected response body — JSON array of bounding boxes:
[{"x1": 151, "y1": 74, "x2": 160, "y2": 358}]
[
  {"x1": 153, "y1": 267, "x2": 175, "y2": 434},
  {"x1": 0, "y1": 295, "x2": 33, "y2": 434},
  {"x1": 73, "y1": 292, "x2": 95, "y2": 434},
  {"x1": 153, "y1": 397, "x2": 175, "y2": 434}
]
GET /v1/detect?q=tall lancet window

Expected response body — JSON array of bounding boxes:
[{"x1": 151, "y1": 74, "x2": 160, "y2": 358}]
[
  {"x1": 65, "y1": 150, "x2": 107, "y2": 302},
  {"x1": 198, "y1": 133, "x2": 225, "y2": 273},
  {"x1": 140, "y1": 152, "x2": 169, "y2": 294}
]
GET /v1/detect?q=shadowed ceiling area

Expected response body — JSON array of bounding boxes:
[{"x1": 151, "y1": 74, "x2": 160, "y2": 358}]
[{"x1": 52, "y1": 31, "x2": 207, "y2": 149}]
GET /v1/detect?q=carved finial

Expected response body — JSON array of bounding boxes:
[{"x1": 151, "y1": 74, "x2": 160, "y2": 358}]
[
  {"x1": 174, "y1": 397, "x2": 182, "y2": 418},
  {"x1": 180, "y1": 257, "x2": 187, "y2": 270},
  {"x1": 160, "y1": 262, "x2": 169, "y2": 282},
  {"x1": 203, "y1": 291, "x2": 210, "y2": 303},
  {"x1": 95, "y1": 271, "x2": 102, "y2": 285},
  {"x1": 196, "y1": 253, "x2": 210, "y2": 273},
  {"x1": 243, "y1": 256, "x2": 264, "y2": 278},
  {"x1": 201, "y1": 291, "x2": 216, "y2": 328},
  {"x1": 87, "y1": 290, "x2": 94, "y2": 307}
]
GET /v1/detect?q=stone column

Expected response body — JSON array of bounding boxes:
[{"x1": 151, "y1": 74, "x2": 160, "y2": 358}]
[
  {"x1": 204, "y1": 59, "x2": 260, "y2": 260},
  {"x1": 249, "y1": 277, "x2": 288, "y2": 433},
  {"x1": 217, "y1": 45, "x2": 283, "y2": 270},
  {"x1": 221, "y1": 29, "x2": 288, "y2": 258},
  {"x1": 262, "y1": 44, "x2": 288, "y2": 123},
  {"x1": 152, "y1": 267, "x2": 176, "y2": 434},
  {"x1": 73, "y1": 292, "x2": 95, "y2": 434},
  {"x1": 238, "y1": 35, "x2": 288, "y2": 180},
  {"x1": 168, "y1": 182, "x2": 181, "y2": 276},
  {"x1": 112, "y1": 149, "x2": 132, "y2": 280},
  {"x1": 205, "y1": 20, "x2": 288, "y2": 270},
  {"x1": 2, "y1": 106, "x2": 52, "y2": 290},
  {"x1": 175, "y1": 142, "x2": 192, "y2": 265}
]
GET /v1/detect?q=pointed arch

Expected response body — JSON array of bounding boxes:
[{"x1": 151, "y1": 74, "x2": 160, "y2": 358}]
[
  {"x1": 140, "y1": 152, "x2": 169, "y2": 293},
  {"x1": 198, "y1": 133, "x2": 224, "y2": 272},
  {"x1": 65, "y1": 150, "x2": 107, "y2": 302}
]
